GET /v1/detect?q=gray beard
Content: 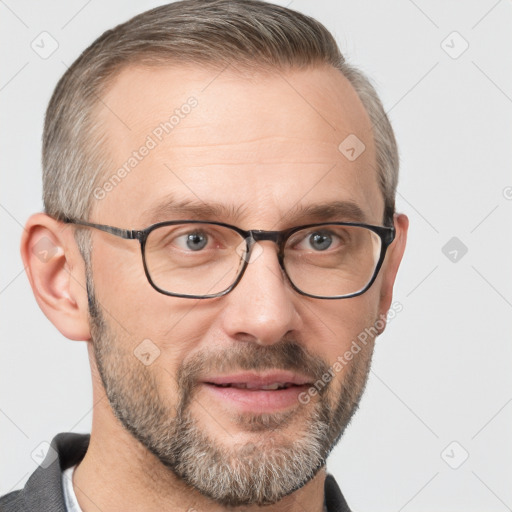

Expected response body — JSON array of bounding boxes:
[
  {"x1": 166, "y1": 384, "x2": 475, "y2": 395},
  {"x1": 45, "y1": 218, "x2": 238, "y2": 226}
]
[{"x1": 86, "y1": 273, "x2": 373, "y2": 506}]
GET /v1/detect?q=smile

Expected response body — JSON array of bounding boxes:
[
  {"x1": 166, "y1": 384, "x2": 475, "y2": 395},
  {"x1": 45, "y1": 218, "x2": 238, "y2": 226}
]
[{"x1": 200, "y1": 371, "x2": 314, "y2": 413}]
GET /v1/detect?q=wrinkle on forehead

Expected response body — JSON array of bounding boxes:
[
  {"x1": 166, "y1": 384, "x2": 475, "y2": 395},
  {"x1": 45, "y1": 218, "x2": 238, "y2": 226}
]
[
  {"x1": 97, "y1": 63, "x2": 373, "y2": 153},
  {"x1": 91, "y1": 63, "x2": 382, "y2": 226}
]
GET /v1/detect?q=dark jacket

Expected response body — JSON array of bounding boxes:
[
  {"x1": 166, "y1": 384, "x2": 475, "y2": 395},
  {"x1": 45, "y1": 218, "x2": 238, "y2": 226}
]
[{"x1": 0, "y1": 432, "x2": 351, "y2": 511}]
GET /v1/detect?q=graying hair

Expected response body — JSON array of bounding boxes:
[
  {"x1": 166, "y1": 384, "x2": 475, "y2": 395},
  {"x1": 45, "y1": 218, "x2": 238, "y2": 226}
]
[{"x1": 43, "y1": 0, "x2": 398, "y2": 230}]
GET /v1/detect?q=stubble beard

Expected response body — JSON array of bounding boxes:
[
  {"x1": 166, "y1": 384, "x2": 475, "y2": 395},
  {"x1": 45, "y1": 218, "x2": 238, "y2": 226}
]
[{"x1": 86, "y1": 273, "x2": 374, "y2": 506}]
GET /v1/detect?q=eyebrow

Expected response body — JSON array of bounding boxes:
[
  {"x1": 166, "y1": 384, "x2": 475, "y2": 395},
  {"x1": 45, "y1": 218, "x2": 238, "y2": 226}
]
[
  {"x1": 141, "y1": 195, "x2": 249, "y2": 225},
  {"x1": 141, "y1": 194, "x2": 368, "y2": 227}
]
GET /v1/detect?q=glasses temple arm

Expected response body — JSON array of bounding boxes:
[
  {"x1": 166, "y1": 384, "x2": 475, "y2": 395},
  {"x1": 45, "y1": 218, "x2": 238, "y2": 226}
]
[{"x1": 63, "y1": 218, "x2": 141, "y2": 240}]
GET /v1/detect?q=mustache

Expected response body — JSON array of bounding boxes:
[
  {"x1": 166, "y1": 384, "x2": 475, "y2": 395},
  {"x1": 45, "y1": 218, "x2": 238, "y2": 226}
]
[{"x1": 176, "y1": 339, "x2": 331, "y2": 406}]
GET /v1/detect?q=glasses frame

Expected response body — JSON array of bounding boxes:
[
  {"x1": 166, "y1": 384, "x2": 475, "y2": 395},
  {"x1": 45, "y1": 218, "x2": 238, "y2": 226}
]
[{"x1": 64, "y1": 218, "x2": 395, "y2": 300}]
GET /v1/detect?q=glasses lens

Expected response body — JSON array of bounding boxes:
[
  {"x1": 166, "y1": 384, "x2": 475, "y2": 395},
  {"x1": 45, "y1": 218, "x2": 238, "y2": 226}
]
[
  {"x1": 144, "y1": 223, "x2": 246, "y2": 297},
  {"x1": 284, "y1": 225, "x2": 382, "y2": 297}
]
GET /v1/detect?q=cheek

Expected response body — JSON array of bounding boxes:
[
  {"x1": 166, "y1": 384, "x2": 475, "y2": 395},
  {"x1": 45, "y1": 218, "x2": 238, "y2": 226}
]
[
  {"x1": 92, "y1": 241, "x2": 147, "y2": 300},
  {"x1": 93, "y1": 241, "x2": 190, "y2": 329},
  {"x1": 91, "y1": 245, "x2": 201, "y2": 377},
  {"x1": 300, "y1": 290, "x2": 380, "y2": 368}
]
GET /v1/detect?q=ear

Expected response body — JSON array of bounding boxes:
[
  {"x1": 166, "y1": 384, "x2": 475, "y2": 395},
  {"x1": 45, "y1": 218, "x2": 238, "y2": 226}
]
[
  {"x1": 20, "y1": 213, "x2": 91, "y2": 341},
  {"x1": 376, "y1": 213, "x2": 409, "y2": 331}
]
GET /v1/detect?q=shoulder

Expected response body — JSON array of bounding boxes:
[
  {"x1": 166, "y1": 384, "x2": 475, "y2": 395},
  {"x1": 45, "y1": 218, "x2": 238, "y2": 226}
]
[
  {"x1": 0, "y1": 432, "x2": 90, "y2": 512},
  {"x1": 0, "y1": 489, "x2": 24, "y2": 510}
]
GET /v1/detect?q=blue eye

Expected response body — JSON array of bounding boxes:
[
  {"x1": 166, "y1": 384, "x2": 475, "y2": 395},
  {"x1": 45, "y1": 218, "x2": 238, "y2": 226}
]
[
  {"x1": 183, "y1": 231, "x2": 208, "y2": 251},
  {"x1": 308, "y1": 232, "x2": 332, "y2": 251},
  {"x1": 290, "y1": 227, "x2": 349, "y2": 253}
]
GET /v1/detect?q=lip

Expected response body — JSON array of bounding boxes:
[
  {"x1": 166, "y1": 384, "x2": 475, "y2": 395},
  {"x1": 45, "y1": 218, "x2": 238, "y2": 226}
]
[{"x1": 200, "y1": 371, "x2": 314, "y2": 414}]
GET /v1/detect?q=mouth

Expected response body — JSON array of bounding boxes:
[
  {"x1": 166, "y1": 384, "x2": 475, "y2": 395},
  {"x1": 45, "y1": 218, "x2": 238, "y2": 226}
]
[
  {"x1": 200, "y1": 371, "x2": 314, "y2": 413},
  {"x1": 209, "y1": 382, "x2": 300, "y2": 390}
]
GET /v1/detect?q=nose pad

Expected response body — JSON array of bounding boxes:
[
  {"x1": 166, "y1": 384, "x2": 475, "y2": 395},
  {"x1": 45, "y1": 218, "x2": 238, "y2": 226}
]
[
  {"x1": 249, "y1": 243, "x2": 290, "y2": 292},
  {"x1": 235, "y1": 236, "x2": 264, "y2": 264}
]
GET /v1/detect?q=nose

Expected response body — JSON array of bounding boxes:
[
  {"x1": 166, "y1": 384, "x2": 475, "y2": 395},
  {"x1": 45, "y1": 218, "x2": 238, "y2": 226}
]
[{"x1": 218, "y1": 240, "x2": 302, "y2": 346}]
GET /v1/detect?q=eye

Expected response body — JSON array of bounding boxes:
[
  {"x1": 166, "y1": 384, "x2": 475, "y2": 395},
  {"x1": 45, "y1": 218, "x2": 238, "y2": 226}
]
[
  {"x1": 149, "y1": 223, "x2": 241, "y2": 257},
  {"x1": 175, "y1": 230, "x2": 209, "y2": 251},
  {"x1": 291, "y1": 227, "x2": 348, "y2": 252},
  {"x1": 307, "y1": 232, "x2": 333, "y2": 251}
]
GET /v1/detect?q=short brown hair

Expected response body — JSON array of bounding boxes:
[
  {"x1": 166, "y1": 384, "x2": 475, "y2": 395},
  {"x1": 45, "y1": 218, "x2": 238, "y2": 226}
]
[{"x1": 43, "y1": 0, "x2": 398, "y2": 225}]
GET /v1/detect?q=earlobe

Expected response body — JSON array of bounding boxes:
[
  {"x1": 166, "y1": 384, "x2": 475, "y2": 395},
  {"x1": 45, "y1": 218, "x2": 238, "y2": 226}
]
[
  {"x1": 377, "y1": 213, "x2": 409, "y2": 329},
  {"x1": 21, "y1": 213, "x2": 91, "y2": 341}
]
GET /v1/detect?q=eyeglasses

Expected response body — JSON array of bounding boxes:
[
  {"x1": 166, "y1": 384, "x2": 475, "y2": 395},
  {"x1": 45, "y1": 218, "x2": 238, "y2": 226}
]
[{"x1": 64, "y1": 218, "x2": 395, "y2": 300}]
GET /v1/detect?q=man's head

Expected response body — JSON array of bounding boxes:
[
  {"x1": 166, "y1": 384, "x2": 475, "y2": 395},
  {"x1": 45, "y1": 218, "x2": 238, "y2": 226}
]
[{"x1": 22, "y1": 0, "x2": 408, "y2": 507}]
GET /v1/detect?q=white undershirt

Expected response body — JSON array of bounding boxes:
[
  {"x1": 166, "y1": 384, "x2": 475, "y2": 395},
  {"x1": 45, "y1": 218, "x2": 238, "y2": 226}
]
[
  {"x1": 62, "y1": 465, "x2": 83, "y2": 512},
  {"x1": 61, "y1": 464, "x2": 328, "y2": 512}
]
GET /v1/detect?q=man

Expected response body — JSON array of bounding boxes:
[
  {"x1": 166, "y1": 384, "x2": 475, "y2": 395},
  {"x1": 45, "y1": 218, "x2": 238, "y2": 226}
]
[{"x1": 1, "y1": 0, "x2": 408, "y2": 510}]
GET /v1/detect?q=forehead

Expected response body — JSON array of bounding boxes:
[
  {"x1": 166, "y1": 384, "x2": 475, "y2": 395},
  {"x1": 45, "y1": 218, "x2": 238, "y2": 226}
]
[{"x1": 92, "y1": 63, "x2": 382, "y2": 228}]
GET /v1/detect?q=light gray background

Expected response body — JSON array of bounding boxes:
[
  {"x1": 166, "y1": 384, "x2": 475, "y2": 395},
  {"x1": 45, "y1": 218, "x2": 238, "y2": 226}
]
[{"x1": 1, "y1": 1, "x2": 511, "y2": 510}]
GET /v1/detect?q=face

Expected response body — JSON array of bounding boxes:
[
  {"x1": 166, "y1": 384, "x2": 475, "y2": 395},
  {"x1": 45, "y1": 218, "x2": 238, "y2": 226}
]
[{"x1": 86, "y1": 63, "x2": 392, "y2": 506}]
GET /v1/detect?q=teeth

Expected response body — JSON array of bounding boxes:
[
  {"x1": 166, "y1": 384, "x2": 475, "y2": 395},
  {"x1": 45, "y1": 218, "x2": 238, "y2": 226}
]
[
  {"x1": 213, "y1": 382, "x2": 293, "y2": 390},
  {"x1": 235, "y1": 382, "x2": 289, "y2": 390},
  {"x1": 258, "y1": 383, "x2": 282, "y2": 390}
]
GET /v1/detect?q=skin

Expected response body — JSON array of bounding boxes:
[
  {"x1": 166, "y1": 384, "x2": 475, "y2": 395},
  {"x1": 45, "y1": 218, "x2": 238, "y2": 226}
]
[{"x1": 21, "y1": 63, "x2": 408, "y2": 512}]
